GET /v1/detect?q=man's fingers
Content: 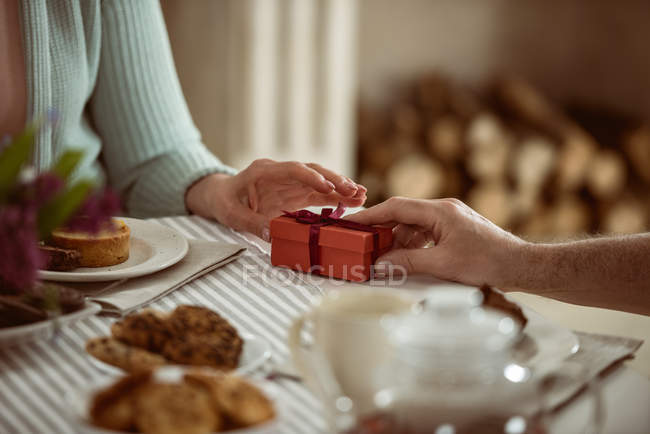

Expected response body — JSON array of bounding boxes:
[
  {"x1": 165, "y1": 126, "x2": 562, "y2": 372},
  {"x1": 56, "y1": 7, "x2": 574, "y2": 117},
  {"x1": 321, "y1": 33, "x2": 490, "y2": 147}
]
[
  {"x1": 375, "y1": 247, "x2": 439, "y2": 275},
  {"x1": 306, "y1": 163, "x2": 359, "y2": 197}
]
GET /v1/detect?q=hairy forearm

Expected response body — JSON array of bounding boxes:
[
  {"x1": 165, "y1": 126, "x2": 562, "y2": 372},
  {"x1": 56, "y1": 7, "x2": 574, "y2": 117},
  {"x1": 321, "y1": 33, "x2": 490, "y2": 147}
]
[{"x1": 501, "y1": 233, "x2": 650, "y2": 315}]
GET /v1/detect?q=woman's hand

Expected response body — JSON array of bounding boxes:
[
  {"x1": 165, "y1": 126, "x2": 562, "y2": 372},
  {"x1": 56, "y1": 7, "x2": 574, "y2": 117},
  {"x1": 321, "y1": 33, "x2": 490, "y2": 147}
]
[
  {"x1": 345, "y1": 197, "x2": 525, "y2": 287},
  {"x1": 185, "y1": 159, "x2": 366, "y2": 241}
]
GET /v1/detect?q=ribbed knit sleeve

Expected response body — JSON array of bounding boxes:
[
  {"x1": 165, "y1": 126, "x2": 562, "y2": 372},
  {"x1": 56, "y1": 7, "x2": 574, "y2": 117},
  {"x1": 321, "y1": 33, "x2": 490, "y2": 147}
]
[{"x1": 89, "y1": 0, "x2": 235, "y2": 217}]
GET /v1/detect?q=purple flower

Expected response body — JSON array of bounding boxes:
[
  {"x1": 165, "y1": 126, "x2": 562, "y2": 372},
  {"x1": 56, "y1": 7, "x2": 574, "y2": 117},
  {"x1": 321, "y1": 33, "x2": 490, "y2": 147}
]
[
  {"x1": 0, "y1": 134, "x2": 11, "y2": 152},
  {"x1": 65, "y1": 189, "x2": 121, "y2": 233},
  {"x1": 0, "y1": 205, "x2": 43, "y2": 292},
  {"x1": 12, "y1": 172, "x2": 64, "y2": 209}
]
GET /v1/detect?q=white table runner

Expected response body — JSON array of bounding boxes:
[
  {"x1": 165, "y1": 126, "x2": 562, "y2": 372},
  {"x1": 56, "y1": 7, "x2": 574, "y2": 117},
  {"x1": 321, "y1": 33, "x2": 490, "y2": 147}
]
[
  {"x1": 0, "y1": 215, "x2": 645, "y2": 433},
  {"x1": 0, "y1": 216, "x2": 327, "y2": 434}
]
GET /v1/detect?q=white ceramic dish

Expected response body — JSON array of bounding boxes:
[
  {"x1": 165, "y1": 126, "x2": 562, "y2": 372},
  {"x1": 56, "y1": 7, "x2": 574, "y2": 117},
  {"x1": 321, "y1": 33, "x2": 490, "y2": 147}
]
[
  {"x1": 65, "y1": 367, "x2": 283, "y2": 434},
  {"x1": 88, "y1": 333, "x2": 272, "y2": 376},
  {"x1": 39, "y1": 217, "x2": 189, "y2": 282},
  {"x1": 0, "y1": 301, "x2": 102, "y2": 347}
]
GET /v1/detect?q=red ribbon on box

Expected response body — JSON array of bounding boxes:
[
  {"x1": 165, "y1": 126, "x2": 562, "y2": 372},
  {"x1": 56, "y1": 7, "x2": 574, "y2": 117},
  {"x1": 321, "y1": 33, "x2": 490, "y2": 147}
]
[{"x1": 282, "y1": 203, "x2": 380, "y2": 273}]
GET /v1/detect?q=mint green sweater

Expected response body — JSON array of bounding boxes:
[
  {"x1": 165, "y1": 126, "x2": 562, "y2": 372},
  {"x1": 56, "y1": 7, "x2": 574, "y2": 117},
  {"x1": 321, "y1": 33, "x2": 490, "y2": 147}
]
[{"x1": 21, "y1": 0, "x2": 235, "y2": 217}]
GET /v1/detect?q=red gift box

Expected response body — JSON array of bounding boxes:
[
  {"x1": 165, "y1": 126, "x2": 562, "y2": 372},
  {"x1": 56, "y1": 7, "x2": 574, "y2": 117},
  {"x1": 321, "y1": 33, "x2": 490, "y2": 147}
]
[{"x1": 270, "y1": 206, "x2": 393, "y2": 282}]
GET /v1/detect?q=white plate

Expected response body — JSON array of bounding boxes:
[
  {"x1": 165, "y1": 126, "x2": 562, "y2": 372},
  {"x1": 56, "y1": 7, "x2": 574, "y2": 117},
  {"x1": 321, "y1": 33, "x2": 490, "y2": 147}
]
[
  {"x1": 39, "y1": 217, "x2": 189, "y2": 282},
  {"x1": 65, "y1": 368, "x2": 283, "y2": 434},
  {"x1": 88, "y1": 333, "x2": 272, "y2": 376},
  {"x1": 0, "y1": 301, "x2": 102, "y2": 347}
]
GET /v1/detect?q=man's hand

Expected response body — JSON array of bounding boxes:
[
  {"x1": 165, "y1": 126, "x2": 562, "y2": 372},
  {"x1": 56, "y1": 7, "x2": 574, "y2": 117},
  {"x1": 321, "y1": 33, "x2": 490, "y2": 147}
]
[
  {"x1": 347, "y1": 196, "x2": 650, "y2": 316},
  {"x1": 185, "y1": 159, "x2": 366, "y2": 241},
  {"x1": 346, "y1": 197, "x2": 527, "y2": 287}
]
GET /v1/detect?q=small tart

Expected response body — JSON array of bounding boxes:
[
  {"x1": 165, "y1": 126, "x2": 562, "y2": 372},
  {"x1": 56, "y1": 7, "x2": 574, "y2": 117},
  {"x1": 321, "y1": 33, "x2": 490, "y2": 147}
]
[{"x1": 50, "y1": 219, "x2": 130, "y2": 267}]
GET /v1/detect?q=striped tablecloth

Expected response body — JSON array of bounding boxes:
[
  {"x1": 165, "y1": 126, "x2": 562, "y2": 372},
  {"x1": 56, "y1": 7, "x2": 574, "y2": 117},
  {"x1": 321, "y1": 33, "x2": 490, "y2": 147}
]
[{"x1": 0, "y1": 216, "x2": 328, "y2": 434}]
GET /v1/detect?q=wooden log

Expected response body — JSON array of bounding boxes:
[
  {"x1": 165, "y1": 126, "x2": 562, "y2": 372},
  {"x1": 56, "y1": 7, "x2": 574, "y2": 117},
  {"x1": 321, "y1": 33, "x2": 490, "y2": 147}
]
[
  {"x1": 585, "y1": 150, "x2": 627, "y2": 199},
  {"x1": 414, "y1": 72, "x2": 447, "y2": 116},
  {"x1": 601, "y1": 198, "x2": 647, "y2": 234},
  {"x1": 447, "y1": 84, "x2": 483, "y2": 120},
  {"x1": 467, "y1": 182, "x2": 514, "y2": 228},
  {"x1": 496, "y1": 77, "x2": 598, "y2": 191},
  {"x1": 519, "y1": 196, "x2": 591, "y2": 239},
  {"x1": 495, "y1": 76, "x2": 571, "y2": 137},
  {"x1": 511, "y1": 185, "x2": 542, "y2": 221},
  {"x1": 427, "y1": 115, "x2": 463, "y2": 163},
  {"x1": 548, "y1": 196, "x2": 591, "y2": 237},
  {"x1": 358, "y1": 170, "x2": 386, "y2": 206},
  {"x1": 364, "y1": 142, "x2": 396, "y2": 174},
  {"x1": 623, "y1": 125, "x2": 650, "y2": 183},
  {"x1": 386, "y1": 153, "x2": 445, "y2": 199},
  {"x1": 442, "y1": 165, "x2": 465, "y2": 198},
  {"x1": 511, "y1": 136, "x2": 556, "y2": 191},
  {"x1": 466, "y1": 113, "x2": 511, "y2": 181},
  {"x1": 555, "y1": 130, "x2": 597, "y2": 191},
  {"x1": 393, "y1": 104, "x2": 422, "y2": 137},
  {"x1": 518, "y1": 204, "x2": 552, "y2": 241}
]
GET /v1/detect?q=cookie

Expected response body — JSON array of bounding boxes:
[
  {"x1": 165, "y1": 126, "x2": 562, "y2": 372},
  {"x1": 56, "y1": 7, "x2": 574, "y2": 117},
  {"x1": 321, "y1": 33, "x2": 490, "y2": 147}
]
[
  {"x1": 111, "y1": 309, "x2": 172, "y2": 352},
  {"x1": 134, "y1": 381, "x2": 220, "y2": 434},
  {"x1": 211, "y1": 375, "x2": 275, "y2": 427},
  {"x1": 166, "y1": 305, "x2": 243, "y2": 363},
  {"x1": 90, "y1": 370, "x2": 152, "y2": 431},
  {"x1": 160, "y1": 335, "x2": 241, "y2": 370},
  {"x1": 86, "y1": 337, "x2": 168, "y2": 372},
  {"x1": 168, "y1": 305, "x2": 242, "y2": 341}
]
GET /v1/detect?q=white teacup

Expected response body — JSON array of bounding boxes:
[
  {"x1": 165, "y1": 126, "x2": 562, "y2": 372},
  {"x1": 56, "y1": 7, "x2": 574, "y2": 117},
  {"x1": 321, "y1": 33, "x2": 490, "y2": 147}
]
[{"x1": 288, "y1": 289, "x2": 415, "y2": 420}]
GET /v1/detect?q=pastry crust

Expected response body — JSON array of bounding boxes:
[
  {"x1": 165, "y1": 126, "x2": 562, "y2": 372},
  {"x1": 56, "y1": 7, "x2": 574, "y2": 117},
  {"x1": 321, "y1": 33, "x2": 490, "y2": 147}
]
[{"x1": 49, "y1": 219, "x2": 130, "y2": 267}]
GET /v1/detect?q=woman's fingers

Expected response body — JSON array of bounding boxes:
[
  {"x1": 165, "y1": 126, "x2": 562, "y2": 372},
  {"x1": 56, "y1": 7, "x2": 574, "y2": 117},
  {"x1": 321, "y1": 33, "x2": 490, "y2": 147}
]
[
  {"x1": 306, "y1": 163, "x2": 359, "y2": 197},
  {"x1": 273, "y1": 161, "x2": 335, "y2": 194},
  {"x1": 225, "y1": 202, "x2": 272, "y2": 241}
]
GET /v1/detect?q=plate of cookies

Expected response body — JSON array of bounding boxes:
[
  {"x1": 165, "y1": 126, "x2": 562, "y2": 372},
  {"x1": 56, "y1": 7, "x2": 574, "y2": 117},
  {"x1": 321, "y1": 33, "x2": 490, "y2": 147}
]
[
  {"x1": 66, "y1": 366, "x2": 281, "y2": 433},
  {"x1": 86, "y1": 306, "x2": 272, "y2": 376},
  {"x1": 38, "y1": 217, "x2": 189, "y2": 282}
]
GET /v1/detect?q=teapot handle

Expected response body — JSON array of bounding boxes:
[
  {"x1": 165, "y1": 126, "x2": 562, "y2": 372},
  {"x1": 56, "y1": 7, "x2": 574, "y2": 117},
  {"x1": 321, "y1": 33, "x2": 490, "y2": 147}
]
[{"x1": 288, "y1": 314, "x2": 357, "y2": 432}]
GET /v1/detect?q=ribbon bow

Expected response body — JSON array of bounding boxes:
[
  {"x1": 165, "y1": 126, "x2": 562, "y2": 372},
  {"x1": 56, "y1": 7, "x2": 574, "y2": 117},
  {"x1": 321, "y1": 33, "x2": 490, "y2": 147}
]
[{"x1": 282, "y1": 203, "x2": 380, "y2": 274}]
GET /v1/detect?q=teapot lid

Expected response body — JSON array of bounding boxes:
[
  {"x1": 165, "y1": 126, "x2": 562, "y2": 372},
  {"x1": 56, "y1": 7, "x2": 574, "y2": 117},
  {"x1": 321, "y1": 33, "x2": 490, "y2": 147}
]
[{"x1": 388, "y1": 287, "x2": 521, "y2": 357}]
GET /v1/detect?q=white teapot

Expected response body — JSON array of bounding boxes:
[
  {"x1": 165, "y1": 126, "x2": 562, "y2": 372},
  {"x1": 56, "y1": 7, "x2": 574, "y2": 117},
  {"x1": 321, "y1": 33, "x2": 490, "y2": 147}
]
[{"x1": 289, "y1": 288, "x2": 601, "y2": 434}]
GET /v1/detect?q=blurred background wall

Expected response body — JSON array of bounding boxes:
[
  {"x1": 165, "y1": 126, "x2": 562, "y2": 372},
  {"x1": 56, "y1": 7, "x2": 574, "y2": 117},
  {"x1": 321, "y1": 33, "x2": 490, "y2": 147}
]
[
  {"x1": 162, "y1": 0, "x2": 649, "y2": 238},
  {"x1": 358, "y1": 0, "x2": 650, "y2": 119},
  {"x1": 161, "y1": 0, "x2": 357, "y2": 175}
]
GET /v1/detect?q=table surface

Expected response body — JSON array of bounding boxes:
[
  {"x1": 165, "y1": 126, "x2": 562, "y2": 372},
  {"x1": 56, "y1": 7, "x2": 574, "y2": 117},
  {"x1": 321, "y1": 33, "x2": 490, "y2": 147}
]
[{"x1": 0, "y1": 215, "x2": 648, "y2": 433}]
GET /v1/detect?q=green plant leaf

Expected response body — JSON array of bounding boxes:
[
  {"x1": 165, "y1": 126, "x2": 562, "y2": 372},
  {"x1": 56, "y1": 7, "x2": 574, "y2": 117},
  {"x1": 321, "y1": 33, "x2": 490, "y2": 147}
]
[
  {"x1": 0, "y1": 122, "x2": 38, "y2": 202},
  {"x1": 37, "y1": 179, "x2": 94, "y2": 239},
  {"x1": 51, "y1": 150, "x2": 84, "y2": 181}
]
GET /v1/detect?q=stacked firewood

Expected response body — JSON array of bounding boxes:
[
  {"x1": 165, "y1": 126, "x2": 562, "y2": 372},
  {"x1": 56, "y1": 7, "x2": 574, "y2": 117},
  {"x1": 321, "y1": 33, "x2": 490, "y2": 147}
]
[{"x1": 356, "y1": 73, "x2": 650, "y2": 239}]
